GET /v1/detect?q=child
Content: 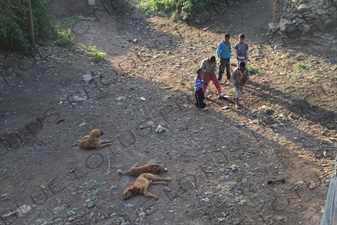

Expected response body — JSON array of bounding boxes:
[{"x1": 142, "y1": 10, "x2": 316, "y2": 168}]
[
  {"x1": 200, "y1": 56, "x2": 227, "y2": 99},
  {"x1": 216, "y1": 33, "x2": 231, "y2": 81},
  {"x1": 233, "y1": 33, "x2": 249, "y2": 67},
  {"x1": 230, "y1": 61, "x2": 250, "y2": 109},
  {"x1": 194, "y1": 68, "x2": 207, "y2": 110}
]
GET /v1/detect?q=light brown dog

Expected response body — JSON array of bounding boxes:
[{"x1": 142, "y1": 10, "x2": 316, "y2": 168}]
[
  {"x1": 123, "y1": 173, "x2": 171, "y2": 200},
  {"x1": 79, "y1": 129, "x2": 112, "y2": 150},
  {"x1": 117, "y1": 163, "x2": 167, "y2": 177}
]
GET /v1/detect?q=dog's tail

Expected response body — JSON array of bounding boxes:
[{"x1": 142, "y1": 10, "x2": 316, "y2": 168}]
[{"x1": 117, "y1": 169, "x2": 125, "y2": 175}]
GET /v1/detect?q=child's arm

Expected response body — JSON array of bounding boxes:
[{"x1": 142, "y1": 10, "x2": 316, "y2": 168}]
[
  {"x1": 195, "y1": 78, "x2": 203, "y2": 90},
  {"x1": 216, "y1": 43, "x2": 222, "y2": 58},
  {"x1": 230, "y1": 69, "x2": 237, "y2": 85},
  {"x1": 200, "y1": 59, "x2": 207, "y2": 72},
  {"x1": 233, "y1": 44, "x2": 238, "y2": 58},
  {"x1": 211, "y1": 63, "x2": 216, "y2": 74},
  {"x1": 229, "y1": 42, "x2": 232, "y2": 58},
  {"x1": 244, "y1": 70, "x2": 250, "y2": 84},
  {"x1": 246, "y1": 43, "x2": 249, "y2": 60}
]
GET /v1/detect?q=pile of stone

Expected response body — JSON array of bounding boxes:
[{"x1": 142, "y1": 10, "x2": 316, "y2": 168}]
[{"x1": 270, "y1": 0, "x2": 337, "y2": 34}]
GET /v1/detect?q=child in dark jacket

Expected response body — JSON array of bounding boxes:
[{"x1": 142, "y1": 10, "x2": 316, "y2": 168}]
[
  {"x1": 230, "y1": 61, "x2": 250, "y2": 109},
  {"x1": 194, "y1": 69, "x2": 207, "y2": 110}
]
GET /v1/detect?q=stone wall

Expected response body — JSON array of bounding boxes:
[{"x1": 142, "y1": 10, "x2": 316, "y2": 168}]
[{"x1": 280, "y1": 0, "x2": 337, "y2": 33}]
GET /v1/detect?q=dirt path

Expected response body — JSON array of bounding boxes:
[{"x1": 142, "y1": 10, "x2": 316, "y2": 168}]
[{"x1": 0, "y1": 0, "x2": 337, "y2": 224}]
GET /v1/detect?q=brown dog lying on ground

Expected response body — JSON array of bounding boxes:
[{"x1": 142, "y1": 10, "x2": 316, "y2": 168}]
[
  {"x1": 123, "y1": 173, "x2": 171, "y2": 200},
  {"x1": 79, "y1": 129, "x2": 112, "y2": 150},
  {"x1": 117, "y1": 163, "x2": 167, "y2": 177}
]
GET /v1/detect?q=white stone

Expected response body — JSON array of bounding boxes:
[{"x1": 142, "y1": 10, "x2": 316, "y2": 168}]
[
  {"x1": 316, "y1": 8, "x2": 327, "y2": 15},
  {"x1": 115, "y1": 96, "x2": 126, "y2": 101},
  {"x1": 17, "y1": 204, "x2": 32, "y2": 216},
  {"x1": 297, "y1": 3, "x2": 309, "y2": 13},
  {"x1": 279, "y1": 19, "x2": 293, "y2": 31},
  {"x1": 82, "y1": 74, "x2": 93, "y2": 84},
  {"x1": 302, "y1": 23, "x2": 311, "y2": 33},
  {"x1": 88, "y1": 0, "x2": 95, "y2": 5},
  {"x1": 268, "y1": 22, "x2": 280, "y2": 32}
]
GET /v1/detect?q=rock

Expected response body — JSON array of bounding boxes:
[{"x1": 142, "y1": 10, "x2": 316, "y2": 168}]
[
  {"x1": 17, "y1": 204, "x2": 31, "y2": 215},
  {"x1": 86, "y1": 200, "x2": 96, "y2": 208},
  {"x1": 88, "y1": 0, "x2": 95, "y2": 5},
  {"x1": 79, "y1": 122, "x2": 87, "y2": 127},
  {"x1": 268, "y1": 22, "x2": 280, "y2": 33},
  {"x1": 297, "y1": 4, "x2": 309, "y2": 13},
  {"x1": 156, "y1": 124, "x2": 167, "y2": 133},
  {"x1": 229, "y1": 164, "x2": 239, "y2": 171},
  {"x1": 82, "y1": 74, "x2": 93, "y2": 84},
  {"x1": 115, "y1": 96, "x2": 126, "y2": 101},
  {"x1": 279, "y1": 19, "x2": 293, "y2": 32}
]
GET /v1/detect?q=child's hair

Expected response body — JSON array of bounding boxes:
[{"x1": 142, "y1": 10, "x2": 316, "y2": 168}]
[
  {"x1": 197, "y1": 68, "x2": 203, "y2": 74},
  {"x1": 225, "y1": 33, "x2": 230, "y2": 38},
  {"x1": 239, "y1": 33, "x2": 245, "y2": 39},
  {"x1": 209, "y1": 56, "x2": 216, "y2": 62},
  {"x1": 239, "y1": 61, "x2": 245, "y2": 67}
]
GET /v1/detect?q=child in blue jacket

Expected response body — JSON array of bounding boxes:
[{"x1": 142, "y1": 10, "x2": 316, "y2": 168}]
[
  {"x1": 194, "y1": 69, "x2": 207, "y2": 110},
  {"x1": 216, "y1": 33, "x2": 231, "y2": 81}
]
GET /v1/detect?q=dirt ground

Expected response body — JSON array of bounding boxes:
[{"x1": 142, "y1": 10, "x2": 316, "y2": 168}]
[{"x1": 1, "y1": 0, "x2": 337, "y2": 224}]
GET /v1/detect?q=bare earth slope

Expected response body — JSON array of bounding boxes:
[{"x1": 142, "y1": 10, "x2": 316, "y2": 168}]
[{"x1": 0, "y1": 0, "x2": 337, "y2": 224}]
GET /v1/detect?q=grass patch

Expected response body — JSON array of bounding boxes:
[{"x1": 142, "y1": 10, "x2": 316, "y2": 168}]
[
  {"x1": 87, "y1": 46, "x2": 107, "y2": 62},
  {"x1": 293, "y1": 62, "x2": 307, "y2": 72},
  {"x1": 55, "y1": 48, "x2": 70, "y2": 57},
  {"x1": 290, "y1": 75, "x2": 299, "y2": 81},
  {"x1": 313, "y1": 71, "x2": 323, "y2": 78},
  {"x1": 61, "y1": 16, "x2": 81, "y2": 26},
  {"x1": 55, "y1": 28, "x2": 74, "y2": 47},
  {"x1": 248, "y1": 65, "x2": 259, "y2": 74},
  {"x1": 310, "y1": 71, "x2": 323, "y2": 82},
  {"x1": 78, "y1": 178, "x2": 104, "y2": 190},
  {"x1": 89, "y1": 189, "x2": 99, "y2": 200}
]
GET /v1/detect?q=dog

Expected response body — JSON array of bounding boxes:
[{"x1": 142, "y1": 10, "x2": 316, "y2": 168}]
[
  {"x1": 79, "y1": 129, "x2": 112, "y2": 150},
  {"x1": 123, "y1": 173, "x2": 171, "y2": 200},
  {"x1": 117, "y1": 163, "x2": 167, "y2": 177}
]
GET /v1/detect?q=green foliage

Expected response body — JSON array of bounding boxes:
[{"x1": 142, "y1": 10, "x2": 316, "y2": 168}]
[
  {"x1": 87, "y1": 46, "x2": 108, "y2": 62},
  {"x1": 61, "y1": 16, "x2": 82, "y2": 26},
  {"x1": 310, "y1": 70, "x2": 323, "y2": 82},
  {"x1": 139, "y1": 0, "x2": 218, "y2": 20},
  {"x1": 55, "y1": 28, "x2": 74, "y2": 47},
  {"x1": 293, "y1": 62, "x2": 307, "y2": 72},
  {"x1": 248, "y1": 65, "x2": 259, "y2": 74},
  {"x1": 0, "y1": 0, "x2": 58, "y2": 53}
]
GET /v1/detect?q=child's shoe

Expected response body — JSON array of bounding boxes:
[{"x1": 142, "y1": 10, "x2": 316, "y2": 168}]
[
  {"x1": 235, "y1": 103, "x2": 241, "y2": 109},
  {"x1": 219, "y1": 93, "x2": 228, "y2": 99},
  {"x1": 200, "y1": 107, "x2": 208, "y2": 111}
]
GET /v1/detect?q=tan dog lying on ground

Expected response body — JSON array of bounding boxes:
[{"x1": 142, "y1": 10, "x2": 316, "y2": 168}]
[
  {"x1": 79, "y1": 129, "x2": 112, "y2": 150},
  {"x1": 123, "y1": 173, "x2": 171, "y2": 200},
  {"x1": 117, "y1": 163, "x2": 167, "y2": 177}
]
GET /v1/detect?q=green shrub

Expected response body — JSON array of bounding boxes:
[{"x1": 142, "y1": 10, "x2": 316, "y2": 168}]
[
  {"x1": 248, "y1": 65, "x2": 259, "y2": 74},
  {"x1": 139, "y1": 0, "x2": 218, "y2": 21},
  {"x1": 293, "y1": 62, "x2": 307, "y2": 72},
  {"x1": 55, "y1": 28, "x2": 74, "y2": 47},
  {"x1": 0, "y1": 0, "x2": 58, "y2": 53},
  {"x1": 87, "y1": 46, "x2": 107, "y2": 62}
]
